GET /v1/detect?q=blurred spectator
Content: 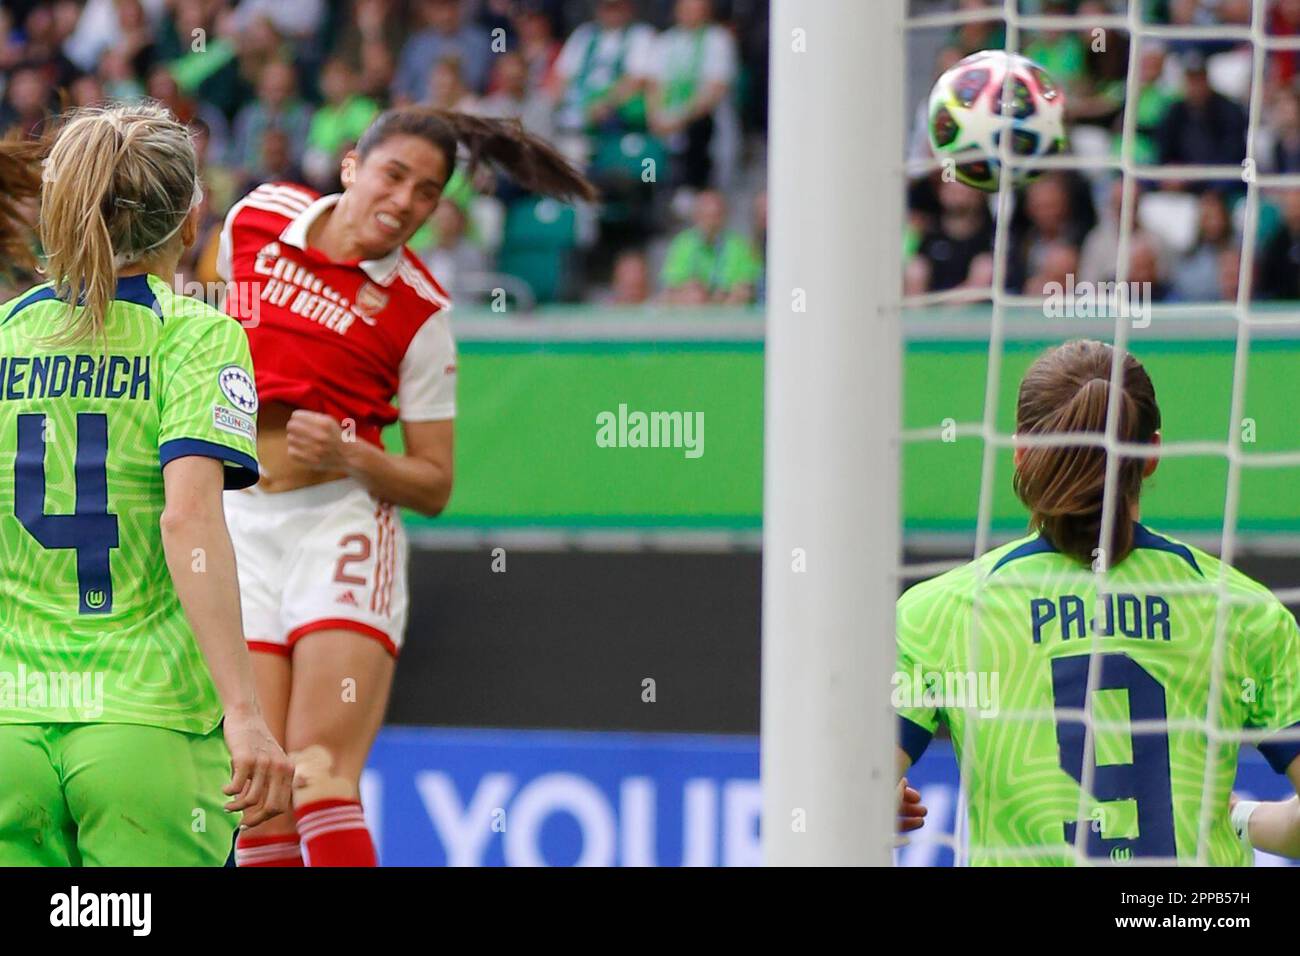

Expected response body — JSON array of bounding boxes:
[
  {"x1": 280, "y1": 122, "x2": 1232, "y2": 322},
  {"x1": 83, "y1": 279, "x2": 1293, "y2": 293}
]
[
  {"x1": 334, "y1": 0, "x2": 406, "y2": 100},
  {"x1": 553, "y1": 0, "x2": 656, "y2": 140},
  {"x1": 147, "y1": 65, "x2": 231, "y2": 170},
  {"x1": 428, "y1": 54, "x2": 479, "y2": 112},
  {"x1": 419, "y1": 199, "x2": 490, "y2": 300},
  {"x1": 1023, "y1": 8, "x2": 1087, "y2": 94},
  {"x1": 0, "y1": 9, "x2": 24, "y2": 74},
  {"x1": 1257, "y1": 190, "x2": 1300, "y2": 299},
  {"x1": 949, "y1": 0, "x2": 1005, "y2": 57},
  {"x1": 1169, "y1": 190, "x2": 1236, "y2": 301},
  {"x1": 0, "y1": 65, "x2": 53, "y2": 138},
  {"x1": 192, "y1": 117, "x2": 240, "y2": 226},
  {"x1": 907, "y1": 180, "x2": 994, "y2": 294},
  {"x1": 1167, "y1": 0, "x2": 1250, "y2": 57},
  {"x1": 1068, "y1": 0, "x2": 1129, "y2": 127},
  {"x1": 359, "y1": 43, "x2": 397, "y2": 103},
  {"x1": 1271, "y1": 0, "x2": 1300, "y2": 87},
  {"x1": 231, "y1": 59, "x2": 314, "y2": 178},
  {"x1": 160, "y1": 1, "x2": 253, "y2": 122},
  {"x1": 392, "y1": 0, "x2": 493, "y2": 104},
  {"x1": 303, "y1": 57, "x2": 379, "y2": 190},
  {"x1": 661, "y1": 189, "x2": 763, "y2": 305},
  {"x1": 1126, "y1": 232, "x2": 1171, "y2": 302},
  {"x1": 243, "y1": 126, "x2": 304, "y2": 193},
  {"x1": 1154, "y1": 51, "x2": 1247, "y2": 189},
  {"x1": 1079, "y1": 176, "x2": 1125, "y2": 284},
  {"x1": 477, "y1": 51, "x2": 554, "y2": 139},
  {"x1": 63, "y1": 0, "x2": 159, "y2": 75},
  {"x1": 597, "y1": 249, "x2": 652, "y2": 305},
  {"x1": 1125, "y1": 43, "x2": 1177, "y2": 165},
  {"x1": 16, "y1": 3, "x2": 78, "y2": 81},
  {"x1": 1009, "y1": 174, "x2": 1089, "y2": 293},
  {"x1": 1259, "y1": 88, "x2": 1300, "y2": 174},
  {"x1": 68, "y1": 71, "x2": 105, "y2": 108},
  {"x1": 511, "y1": 2, "x2": 561, "y2": 94},
  {"x1": 228, "y1": 0, "x2": 325, "y2": 40},
  {"x1": 1024, "y1": 241, "x2": 1080, "y2": 298},
  {"x1": 1216, "y1": 247, "x2": 1241, "y2": 302},
  {"x1": 100, "y1": 47, "x2": 146, "y2": 100},
  {"x1": 477, "y1": 0, "x2": 514, "y2": 39},
  {"x1": 648, "y1": 0, "x2": 739, "y2": 192}
]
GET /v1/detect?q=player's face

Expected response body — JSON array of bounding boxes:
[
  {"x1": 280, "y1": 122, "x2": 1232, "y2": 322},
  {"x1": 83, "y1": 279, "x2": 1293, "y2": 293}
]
[{"x1": 346, "y1": 134, "x2": 450, "y2": 258}]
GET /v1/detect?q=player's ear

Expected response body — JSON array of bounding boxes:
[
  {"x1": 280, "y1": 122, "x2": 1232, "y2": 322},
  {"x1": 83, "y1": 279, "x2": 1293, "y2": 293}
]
[
  {"x1": 341, "y1": 150, "x2": 359, "y2": 189},
  {"x1": 1013, "y1": 435, "x2": 1024, "y2": 471},
  {"x1": 1142, "y1": 430, "x2": 1161, "y2": 479},
  {"x1": 181, "y1": 205, "x2": 200, "y2": 248}
]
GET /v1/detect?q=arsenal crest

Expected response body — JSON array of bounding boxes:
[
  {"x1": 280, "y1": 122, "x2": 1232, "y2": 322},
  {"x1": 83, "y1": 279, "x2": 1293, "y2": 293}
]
[{"x1": 356, "y1": 282, "x2": 389, "y2": 317}]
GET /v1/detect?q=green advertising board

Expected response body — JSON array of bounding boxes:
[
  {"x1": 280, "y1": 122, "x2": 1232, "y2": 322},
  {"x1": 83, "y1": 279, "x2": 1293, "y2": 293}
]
[{"x1": 394, "y1": 309, "x2": 1300, "y2": 542}]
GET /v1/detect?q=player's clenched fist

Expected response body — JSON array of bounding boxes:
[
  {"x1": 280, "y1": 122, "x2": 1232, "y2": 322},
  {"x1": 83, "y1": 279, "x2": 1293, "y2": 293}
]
[{"x1": 286, "y1": 409, "x2": 350, "y2": 471}]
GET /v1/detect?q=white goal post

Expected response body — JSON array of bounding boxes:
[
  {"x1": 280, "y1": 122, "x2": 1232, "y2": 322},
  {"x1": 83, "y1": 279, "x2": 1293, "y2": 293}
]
[{"x1": 761, "y1": 0, "x2": 905, "y2": 866}]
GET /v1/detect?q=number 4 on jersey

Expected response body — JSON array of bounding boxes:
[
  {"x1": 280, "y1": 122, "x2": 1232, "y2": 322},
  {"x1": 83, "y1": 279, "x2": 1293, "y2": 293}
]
[{"x1": 14, "y1": 412, "x2": 119, "y2": 614}]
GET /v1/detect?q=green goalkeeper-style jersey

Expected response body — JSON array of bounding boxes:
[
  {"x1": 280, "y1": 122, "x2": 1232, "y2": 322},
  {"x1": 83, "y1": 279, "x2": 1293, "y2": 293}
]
[
  {"x1": 0, "y1": 273, "x2": 259, "y2": 734},
  {"x1": 896, "y1": 525, "x2": 1300, "y2": 866}
]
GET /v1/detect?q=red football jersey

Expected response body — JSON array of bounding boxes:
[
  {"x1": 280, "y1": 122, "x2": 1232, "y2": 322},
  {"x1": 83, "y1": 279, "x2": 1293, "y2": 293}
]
[{"x1": 217, "y1": 182, "x2": 457, "y2": 447}]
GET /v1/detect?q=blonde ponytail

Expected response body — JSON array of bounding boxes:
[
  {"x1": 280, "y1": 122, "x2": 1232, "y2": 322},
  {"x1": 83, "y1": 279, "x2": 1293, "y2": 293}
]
[{"x1": 37, "y1": 102, "x2": 202, "y2": 346}]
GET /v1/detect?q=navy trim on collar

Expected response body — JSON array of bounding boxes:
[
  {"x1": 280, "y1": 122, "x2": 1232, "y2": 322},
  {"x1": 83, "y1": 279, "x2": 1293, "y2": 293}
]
[
  {"x1": 989, "y1": 534, "x2": 1059, "y2": 575},
  {"x1": 1131, "y1": 522, "x2": 1202, "y2": 575},
  {"x1": 2, "y1": 274, "x2": 160, "y2": 325},
  {"x1": 2, "y1": 285, "x2": 57, "y2": 324},
  {"x1": 114, "y1": 273, "x2": 160, "y2": 314},
  {"x1": 989, "y1": 523, "x2": 1202, "y2": 576}
]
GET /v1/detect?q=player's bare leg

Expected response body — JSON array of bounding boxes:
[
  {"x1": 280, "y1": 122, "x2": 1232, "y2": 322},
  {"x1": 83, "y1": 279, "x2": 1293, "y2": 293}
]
[
  {"x1": 233, "y1": 652, "x2": 300, "y2": 865},
  {"x1": 284, "y1": 628, "x2": 395, "y2": 866}
]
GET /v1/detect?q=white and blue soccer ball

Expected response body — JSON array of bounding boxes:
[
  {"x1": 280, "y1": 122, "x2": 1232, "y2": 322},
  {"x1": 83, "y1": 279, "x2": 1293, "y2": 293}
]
[{"x1": 927, "y1": 50, "x2": 1068, "y2": 192}]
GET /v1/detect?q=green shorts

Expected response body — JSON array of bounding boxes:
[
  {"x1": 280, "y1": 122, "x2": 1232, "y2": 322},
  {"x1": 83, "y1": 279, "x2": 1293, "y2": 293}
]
[{"x1": 0, "y1": 722, "x2": 238, "y2": 866}]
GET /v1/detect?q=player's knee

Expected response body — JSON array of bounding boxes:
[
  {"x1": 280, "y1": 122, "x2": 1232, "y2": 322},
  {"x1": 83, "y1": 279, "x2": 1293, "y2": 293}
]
[{"x1": 289, "y1": 743, "x2": 359, "y2": 804}]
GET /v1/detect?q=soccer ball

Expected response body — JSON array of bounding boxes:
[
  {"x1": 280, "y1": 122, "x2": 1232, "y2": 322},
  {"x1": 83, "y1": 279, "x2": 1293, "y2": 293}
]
[{"x1": 927, "y1": 50, "x2": 1068, "y2": 192}]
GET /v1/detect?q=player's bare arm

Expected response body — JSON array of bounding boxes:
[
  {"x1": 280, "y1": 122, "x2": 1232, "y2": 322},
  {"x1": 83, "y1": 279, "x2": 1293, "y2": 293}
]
[
  {"x1": 160, "y1": 454, "x2": 294, "y2": 826},
  {"x1": 1231, "y1": 759, "x2": 1300, "y2": 859}
]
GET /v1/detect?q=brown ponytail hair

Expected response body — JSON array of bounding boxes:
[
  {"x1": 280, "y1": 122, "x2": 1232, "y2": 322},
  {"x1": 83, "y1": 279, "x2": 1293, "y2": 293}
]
[
  {"x1": 1012, "y1": 340, "x2": 1161, "y2": 564},
  {"x1": 0, "y1": 102, "x2": 200, "y2": 346},
  {"x1": 0, "y1": 135, "x2": 44, "y2": 276},
  {"x1": 354, "y1": 107, "x2": 597, "y2": 203}
]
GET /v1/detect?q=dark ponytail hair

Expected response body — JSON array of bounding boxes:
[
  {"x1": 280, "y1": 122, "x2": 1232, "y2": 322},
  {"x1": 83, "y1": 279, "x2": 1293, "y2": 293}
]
[
  {"x1": 0, "y1": 135, "x2": 45, "y2": 276},
  {"x1": 355, "y1": 107, "x2": 597, "y2": 203},
  {"x1": 1012, "y1": 339, "x2": 1161, "y2": 564}
]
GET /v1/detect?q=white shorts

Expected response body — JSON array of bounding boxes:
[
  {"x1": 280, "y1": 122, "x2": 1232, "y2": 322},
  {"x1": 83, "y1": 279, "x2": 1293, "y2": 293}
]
[{"x1": 224, "y1": 478, "x2": 409, "y2": 657}]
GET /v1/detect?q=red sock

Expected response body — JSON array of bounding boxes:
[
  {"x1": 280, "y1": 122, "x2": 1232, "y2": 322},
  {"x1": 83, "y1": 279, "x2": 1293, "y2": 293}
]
[
  {"x1": 235, "y1": 832, "x2": 304, "y2": 867},
  {"x1": 295, "y1": 799, "x2": 377, "y2": 867}
]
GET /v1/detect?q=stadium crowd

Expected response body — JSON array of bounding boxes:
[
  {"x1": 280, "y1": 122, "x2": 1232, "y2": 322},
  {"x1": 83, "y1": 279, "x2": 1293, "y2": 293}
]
[
  {"x1": 0, "y1": 0, "x2": 769, "y2": 308},
  {"x1": 906, "y1": 0, "x2": 1300, "y2": 305}
]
